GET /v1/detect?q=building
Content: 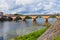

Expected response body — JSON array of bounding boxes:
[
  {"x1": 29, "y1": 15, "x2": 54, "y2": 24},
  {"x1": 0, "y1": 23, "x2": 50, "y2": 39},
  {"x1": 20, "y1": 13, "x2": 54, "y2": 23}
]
[{"x1": 0, "y1": 12, "x2": 3, "y2": 16}]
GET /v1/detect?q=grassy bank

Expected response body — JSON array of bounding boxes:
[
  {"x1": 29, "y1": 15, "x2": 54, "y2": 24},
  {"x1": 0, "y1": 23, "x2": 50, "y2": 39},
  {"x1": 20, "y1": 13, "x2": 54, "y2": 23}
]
[
  {"x1": 53, "y1": 35, "x2": 60, "y2": 40},
  {"x1": 11, "y1": 27, "x2": 47, "y2": 40}
]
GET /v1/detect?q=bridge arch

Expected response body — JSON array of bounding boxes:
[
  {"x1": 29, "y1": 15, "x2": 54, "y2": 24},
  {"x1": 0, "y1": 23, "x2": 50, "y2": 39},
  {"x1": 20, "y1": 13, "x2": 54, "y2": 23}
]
[
  {"x1": 49, "y1": 15, "x2": 56, "y2": 18},
  {"x1": 25, "y1": 16, "x2": 32, "y2": 19},
  {"x1": 14, "y1": 16, "x2": 22, "y2": 21}
]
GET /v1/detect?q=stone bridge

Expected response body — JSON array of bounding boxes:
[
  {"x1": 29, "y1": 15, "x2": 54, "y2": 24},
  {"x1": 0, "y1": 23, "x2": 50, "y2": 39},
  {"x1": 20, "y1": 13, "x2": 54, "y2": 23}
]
[{"x1": 2, "y1": 14, "x2": 60, "y2": 23}]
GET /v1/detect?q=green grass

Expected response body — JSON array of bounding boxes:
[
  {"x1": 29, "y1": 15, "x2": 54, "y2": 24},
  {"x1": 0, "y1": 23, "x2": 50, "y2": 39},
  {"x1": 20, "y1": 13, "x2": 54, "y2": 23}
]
[
  {"x1": 11, "y1": 27, "x2": 47, "y2": 40},
  {"x1": 53, "y1": 35, "x2": 60, "y2": 40}
]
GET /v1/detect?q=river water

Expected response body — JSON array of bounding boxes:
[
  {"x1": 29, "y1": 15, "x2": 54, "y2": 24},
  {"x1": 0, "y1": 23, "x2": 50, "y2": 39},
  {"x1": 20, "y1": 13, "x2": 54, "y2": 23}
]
[{"x1": 0, "y1": 18, "x2": 57, "y2": 40}]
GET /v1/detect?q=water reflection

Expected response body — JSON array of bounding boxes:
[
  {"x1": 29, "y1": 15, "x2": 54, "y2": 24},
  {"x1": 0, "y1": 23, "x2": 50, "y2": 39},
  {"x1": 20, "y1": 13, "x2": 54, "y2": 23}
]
[
  {"x1": 32, "y1": 21, "x2": 41, "y2": 26},
  {"x1": 48, "y1": 18, "x2": 57, "y2": 24},
  {"x1": 0, "y1": 18, "x2": 57, "y2": 40},
  {"x1": 0, "y1": 22, "x2": 3, "y2": 40}
]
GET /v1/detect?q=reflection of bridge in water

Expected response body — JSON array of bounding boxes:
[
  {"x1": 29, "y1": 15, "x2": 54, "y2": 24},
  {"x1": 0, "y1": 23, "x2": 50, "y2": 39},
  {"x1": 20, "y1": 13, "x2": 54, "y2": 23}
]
[{"x1": 0, "y1": 14, "x2": 60, "y2": 23}]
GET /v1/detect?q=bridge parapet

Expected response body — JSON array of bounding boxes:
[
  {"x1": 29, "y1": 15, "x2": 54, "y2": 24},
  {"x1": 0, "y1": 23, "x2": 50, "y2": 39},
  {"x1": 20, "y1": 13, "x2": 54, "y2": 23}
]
[
  {"x1": 42, "y1": 16, "x2": 50, "y2": 18},
  {"x1": 29, "y1": 16, "x2": 37, "y2": 19}
]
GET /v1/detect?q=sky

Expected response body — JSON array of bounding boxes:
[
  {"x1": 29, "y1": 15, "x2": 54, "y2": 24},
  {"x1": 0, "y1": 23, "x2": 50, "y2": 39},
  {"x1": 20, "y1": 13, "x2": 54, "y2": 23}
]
[{"x1": 0, "y1": 0, "x2": 60, "y2": 14}]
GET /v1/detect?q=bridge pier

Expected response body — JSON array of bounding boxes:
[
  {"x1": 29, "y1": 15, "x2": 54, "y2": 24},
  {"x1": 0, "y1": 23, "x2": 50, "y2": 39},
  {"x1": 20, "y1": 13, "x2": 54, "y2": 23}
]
[
  {"x1": 32, "y1": 20, "x2": 37, "y2": 26},
  {"x1": 42, "y1": 16, "x2": 49, "y2": 24},
  {"x1": 11, "y1": 16, "x2": 17, "y2": 21},
  {"x1": 20, "y1": 16, "x2": 26, "y2": 21},
  {"x1": 30, "y1": 16, "x2": 37, "y2": 22},
  {"x1": 44, "y1": 18, "x2": 48, "y2": 24},
  {"x1": 21, "y1": 18, "x2": 26, "y2": 21},
  {"x1": 32, "y1": 18, "x2": 36, "y2": 21}
]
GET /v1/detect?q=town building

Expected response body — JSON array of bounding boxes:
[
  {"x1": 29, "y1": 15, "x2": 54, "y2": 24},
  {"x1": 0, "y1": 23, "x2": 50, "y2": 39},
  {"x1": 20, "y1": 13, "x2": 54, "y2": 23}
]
[{"x1": 0, "y1": 12, "x2": 3, "y2": 16}]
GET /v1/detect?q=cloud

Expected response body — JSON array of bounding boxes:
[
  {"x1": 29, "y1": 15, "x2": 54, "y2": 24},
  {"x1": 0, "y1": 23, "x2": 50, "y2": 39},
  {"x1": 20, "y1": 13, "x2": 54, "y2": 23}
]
[
  {"x1": 0, "y1": 0, "x2": 9, "y2": 12},
  {"x1": 15, "y1": 0, "x2": 34, "y2": 5},
  {"x1": 0, "y1": 0, "x2": 60, "y2": 14}
]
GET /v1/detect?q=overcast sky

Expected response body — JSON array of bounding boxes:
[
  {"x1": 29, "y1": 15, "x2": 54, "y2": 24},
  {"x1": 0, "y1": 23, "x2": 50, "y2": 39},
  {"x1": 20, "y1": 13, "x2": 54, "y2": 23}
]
[{"x1": 0, "y1": 0, "x2": 60, "y2": 14}]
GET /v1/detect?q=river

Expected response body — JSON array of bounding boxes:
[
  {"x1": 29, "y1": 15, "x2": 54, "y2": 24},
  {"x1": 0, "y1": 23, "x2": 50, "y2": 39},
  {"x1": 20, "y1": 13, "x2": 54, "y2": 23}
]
[{"x1": 0, "y1": 18, "x2": 57, "y2": 40}]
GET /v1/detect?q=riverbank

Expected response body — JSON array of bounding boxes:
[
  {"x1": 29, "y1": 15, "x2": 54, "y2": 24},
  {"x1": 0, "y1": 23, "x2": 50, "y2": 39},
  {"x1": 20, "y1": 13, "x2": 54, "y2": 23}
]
[
  {"x1": 38, "y1": 19, "x2": 60, "y2": 40},
  {"x1": 10, "y1": 27, "x2": 47, "y2": 40}
]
